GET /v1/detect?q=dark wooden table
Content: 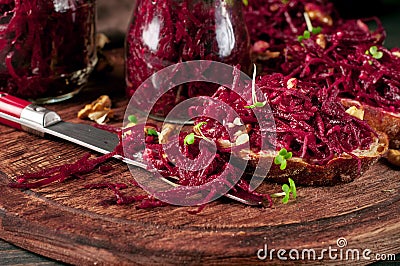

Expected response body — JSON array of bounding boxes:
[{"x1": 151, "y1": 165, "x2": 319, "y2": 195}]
[{"x1": 0, "y1": 240, "x2": 63, "y2": 265}]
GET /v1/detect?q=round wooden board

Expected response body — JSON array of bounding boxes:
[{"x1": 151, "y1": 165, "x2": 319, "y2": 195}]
[
  {"x1": 0, "y1": 124, "x2": 399, "y2": 265},
  {"x1": 0, "y1": 51, "x2": 399, "y2": 265}
]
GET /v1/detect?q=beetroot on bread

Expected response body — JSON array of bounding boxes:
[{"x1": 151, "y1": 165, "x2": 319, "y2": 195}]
[
  {"x1": 341, "y1": 99, "x2": 400, "y2": 149},
  {"x1": 240, "y1": 131, "x2": 388, "y2": 186},
  {"x1": 195, "y1": 73, "x2": 388, "y2": 185}
]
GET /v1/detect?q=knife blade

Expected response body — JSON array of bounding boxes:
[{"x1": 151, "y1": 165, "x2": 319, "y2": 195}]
[
  {"x1": 0, "y1": 93, "x2": 263, "y2": 206},
  {"x1": 0, "y1": 93, "x2": 147, "y2": 169}
]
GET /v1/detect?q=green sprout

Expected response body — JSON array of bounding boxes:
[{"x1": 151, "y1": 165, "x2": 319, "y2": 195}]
[
  {"x1": 297, "y1": 26, "x2": 322, "y2": 42},
  {"x1": 128, "y1": 115, "x2": 138, "y2": 124},
  {"x1": 242, "y1": 0, "x2": 248, "y2": 6},
  {"x1": 298, "y1": 30, "x2": 310, "y2": 42},
  {"x1": 184, "y1": 122, "x2": 210, "y2": 145},
  {"x1": 184, "y1": 133, "x2": 195, "y2": 145},
  {"x1": 244, "y1": 64, "x2": 266, "y2": 109},
  {"x1": 311, "y1": 26, "x2": 322, "y2": 35},
  {"x1": 147, "y1": 128, "x2": 158, "y2": 136},
  {"x1": 274, "y1": 148, "x2": 292, "y2": 170},
  {"x1": 271, "y1": 178, "x2": 297, "y2": 204},
  {"x1": 298, "y1": 12, "x2": 322, "y2": 43},
  {"x1": 193, "y1": 122, "x2": 207, "y2": 133},
  {"x1": 365, "y1": 46, "x2": 383, "y2": 64}
]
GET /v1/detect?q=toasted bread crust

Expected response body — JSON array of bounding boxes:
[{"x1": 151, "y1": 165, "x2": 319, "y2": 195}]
[
  {"x1": 242, "y1": 132, "x2": 388, "y2": 186},
  {"x1": 341, "y1": 99, "x2": 400, "y2": 149}
]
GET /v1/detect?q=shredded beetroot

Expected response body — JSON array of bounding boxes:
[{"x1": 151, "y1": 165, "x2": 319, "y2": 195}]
[
  {"x1": 0, "y1": 0, "x2": 96, "y2": 99},
  {"x1": 245, "y1": 0, "x2": 339, "y2": 44},
  {"x1": 244, "y1": 0, "x2": 399, "y2": 112},
  {"x1": 195, "y1": 72, "x2": 376, "y2": 165},
  {"x1": 125, "y1": 0, "x2": 250, "y2": 116},
  {"x1": 98, "y1": 165, "x2": 114, "y2": 174},
  {"x1": 10, "y1": 120, "x2": 273, "y2": 210},
  {"x1": 9, "y1": 0, "x2": 391, "y2": 211},
  {"x1": 231, "y1": 179, "x2": 273, "y2": 208},
  {"x1": 9, "y1": 151, "x2": 116, "y2": 189}
]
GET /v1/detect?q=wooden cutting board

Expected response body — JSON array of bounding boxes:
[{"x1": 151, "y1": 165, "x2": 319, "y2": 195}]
[{"x1": 0, "y1": 53, "x2": 399, "y2": 265}]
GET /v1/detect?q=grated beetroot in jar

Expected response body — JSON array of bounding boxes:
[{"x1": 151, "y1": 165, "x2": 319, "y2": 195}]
[
  {"x1": 0, "y1": 0, "x2": 97, "y2": 102},
  {"x1": 125, "y1": 0, "x2": 250, "y2": 117}
]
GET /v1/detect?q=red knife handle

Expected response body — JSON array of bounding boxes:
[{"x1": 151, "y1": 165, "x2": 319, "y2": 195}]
[
  {"x1": 0, "y1": 93, "x2": 61, "y2": 133},
  {"x1": 0, "y1": 93, "x2": 31, "y2": 130}
]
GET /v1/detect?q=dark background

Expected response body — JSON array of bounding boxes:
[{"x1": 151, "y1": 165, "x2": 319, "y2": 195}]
[
  {"x1": 96, "y1": 0, "x2": 400, "y2": 49},
  {"x1": 332, "y1": 0, "x2": 400, "y2": 48},
  {"x1": 0, "y1": 0, "x2": 399, "y2": 265}
]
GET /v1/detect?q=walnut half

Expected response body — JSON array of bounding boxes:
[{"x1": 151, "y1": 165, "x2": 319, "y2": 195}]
[{"x1": 77, "y1": 95, "x2": 114, "y2": 124}]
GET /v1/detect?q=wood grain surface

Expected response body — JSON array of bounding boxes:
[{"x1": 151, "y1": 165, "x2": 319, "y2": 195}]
[
  {"x1": 0, "y1": 50, "x2": 399, "y2": 265},
  {"x1": 0, "y1": 239, "x2": 62, "y2": 265}
]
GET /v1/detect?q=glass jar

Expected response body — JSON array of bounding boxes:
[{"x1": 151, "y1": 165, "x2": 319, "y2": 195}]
[
  {"x1": 125, "y1": 0, "x2": 250, "y2": 118},
  {"x1": 0, "y1": 0, "x2": 97, "y2": 104}
]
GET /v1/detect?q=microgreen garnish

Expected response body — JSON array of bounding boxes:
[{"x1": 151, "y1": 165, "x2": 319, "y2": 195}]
[
  {"x1": 274, "y1": 148, "x2": 292, "y2": 170},
  {"x1": 271, "y1": 178, "x2": 297, "y2": 204},
  {"x1": 128, "y1": 115, "x2": 138, "y2": 124},
  {"x1": 193, "y1": 121, "x2": 207, "y2": 132},
  {"x1": 184, "y1": 133, "x2": 195, "y2": 145},
  {"x1": 244, "y1": 64, "x2": 266, "y2": 109},
  {"x1": 281, "y1": 0, "x2": 289, "y2": 4},
  {"x1": 184, "y1": 122, "x2": 211, "y2": 145},
  {"x1": 311, "y1": 26, "x2": 322, "y2": 35},
  {"x1": 242, "y1": 0, "x2": 248, "y2": 6},
  {"x1": 297, "y1": 30, "x2": 310, "y2": 42},
  {"x1": 147, "y1": 128, "x2": 158, "y2": 136},
  {"x1": 298, "y1": 27, "x2": 322, "y2": 42},
  {"x1": 370, "y1": 46, "x2": 383, "y2": 59},
  {"x1": 298, "y1": 12, "x2": 322, "y2": 43},
  {"x1": 365, "y1": 46, "x2": 383, "y2": 64}
]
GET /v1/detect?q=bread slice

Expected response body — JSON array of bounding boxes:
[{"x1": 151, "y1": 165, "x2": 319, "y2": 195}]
[
  {"x1": 235, "y1": 131, "x2": 388, "y2": 186},
  {"x1": 341, "y1": 98, "x2": 400, "y2": 149}
]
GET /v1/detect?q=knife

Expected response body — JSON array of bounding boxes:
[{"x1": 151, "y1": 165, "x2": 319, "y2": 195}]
[{"x1": 0, "y1": 93, "x2": 263, "y2": 206}]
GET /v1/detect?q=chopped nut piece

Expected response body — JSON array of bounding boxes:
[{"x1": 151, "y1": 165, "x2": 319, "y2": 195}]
[
  {"x1": 227, "y1": 122, "x2": 235, "y2": 128},
  {"x1": 269, "y1": 3, "x2": 279, "y2": 12},
  {"x1": 345, "y1": 106, "x2": 364, "y2": 120},
  {"x1": 387, "y1": 149, "x2": 400, "y2": 167},
  {"x1": 77, "y1": 104, "x2": 94, "y2": 119},
  {"x1": 77, "y1": 95, "x2": 114, "y2": 124},
  {"x1": 287, "y1": 78, "x2": 298, "y2": 89},
  {"x1": 392, "y1": 51, "x2": 400, "y2": 58},
  {"x1": 218, "y1": 139, "x2": 232, "y2": 149},
  {"x1": 316, "y1": 34, "x2": 326, "y2": 49},
  {"x1": 159, "y1": 123, "x2": 176, "y2": 144},
  {"x1": 235, "y1": 134, "x2": 250, "y2": 146},
  {"x1": 234, "y1": 130, "x2": 245, "y2": 137},
  {"x1": 217, "y1": 134, "x2": 250, "y2": 148},
  {"x1": 252, "y1": 40, "x2": 270, "y2": 53},
  {"x1": 88, "y1": 110, "x2": 114, "y2": 124},
  {"x1": 96, "y1": 33, "x2": 110, "y2": 49},
  {"x1": 233, "y1": 117, "x2": 243, "y2": 126}
]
